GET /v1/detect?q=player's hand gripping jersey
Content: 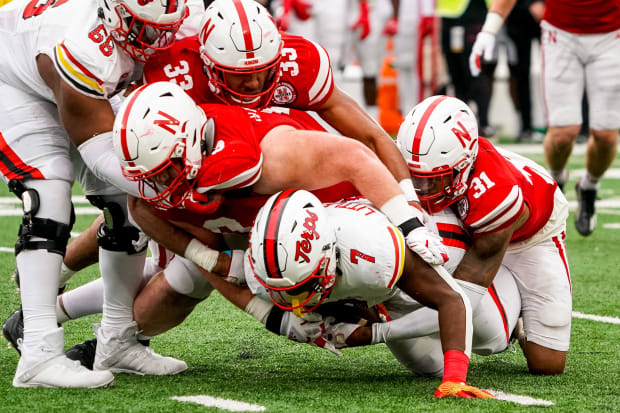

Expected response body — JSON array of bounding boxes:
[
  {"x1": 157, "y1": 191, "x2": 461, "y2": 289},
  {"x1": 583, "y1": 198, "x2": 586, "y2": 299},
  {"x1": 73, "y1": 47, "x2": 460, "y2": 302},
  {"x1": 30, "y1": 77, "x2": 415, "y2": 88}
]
[
  {"x1": 143, "y1": 33, "x2": 334, "y2": 109},
  {"x1": 155, "y1": 105, "x2": 358, "y2": 234},
  {"x1": 453, "y1": 138, "x2": 559, "y2": 243}
]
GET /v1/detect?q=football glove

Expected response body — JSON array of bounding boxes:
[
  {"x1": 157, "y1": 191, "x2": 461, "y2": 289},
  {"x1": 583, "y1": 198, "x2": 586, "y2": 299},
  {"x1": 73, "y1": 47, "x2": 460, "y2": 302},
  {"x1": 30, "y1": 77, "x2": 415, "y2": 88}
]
[
  {"x1": 180, "y1": 190, "x2": 223, "y2": 215},
  {"x1": 351, "y1": 1, "x2": 370, "y2": 40},
  {"x1": 383, "y1": 17, "x2": 398, "y2": 36},
  {"x1": 434, "y1": 381, "x2": 494, "y2": 399},
  {"x1": 280, "y1": 312, "x2": 341, "y2": 355},
  {"x1": 322, "y1": 317, "x2": 363, "y2": 349},
  {"x1": 469, "y1": 31, "x2": 496, "y2": 77},
  {"x1": 405, "y1": 225, "x2": 449, "y2": 265}
]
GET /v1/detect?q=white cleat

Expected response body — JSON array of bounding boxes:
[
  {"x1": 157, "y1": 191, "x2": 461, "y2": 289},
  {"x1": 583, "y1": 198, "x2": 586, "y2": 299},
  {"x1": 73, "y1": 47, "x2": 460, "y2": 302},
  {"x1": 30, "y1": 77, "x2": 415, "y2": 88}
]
[
  {"x1": 93, "y1": 322, "x2": 187, "y2": 376},
  {"x1": 12, "y1": 327, "x2": 114, "y2": 388}
]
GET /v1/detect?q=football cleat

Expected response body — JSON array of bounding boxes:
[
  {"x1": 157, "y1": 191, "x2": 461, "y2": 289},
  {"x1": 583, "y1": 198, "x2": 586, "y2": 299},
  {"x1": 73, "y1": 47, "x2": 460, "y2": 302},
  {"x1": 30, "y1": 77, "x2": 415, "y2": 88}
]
[
  {"x1": 2, "y1": 308, "x2": 24, "y2": 355},
  {"x1": 93, "y1": 323, "x2": 187, "y2": 375},
  {"x1": 575, "y1": 183, "x2": 597, "y2": 236},
  {"x1": 434, "y1": 381, "x2": 494, "y2": 399},
  {"x1": 65, "y1": 338, "x2": 98, "y2": 370},
  {"x1": 12, "y1": 327, "x2": 114, "y2": 388}
]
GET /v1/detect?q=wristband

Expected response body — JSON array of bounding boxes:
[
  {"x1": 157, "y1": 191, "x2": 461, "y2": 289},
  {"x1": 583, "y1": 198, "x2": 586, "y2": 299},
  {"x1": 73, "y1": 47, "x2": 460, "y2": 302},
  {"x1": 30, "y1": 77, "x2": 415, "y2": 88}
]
[
  {"x1": 265, "y1": 306, "x2": 286, "y2": 333},
  {"x1": 244, "y1": 296, "x2": 275, "y2": 324},
  {"x1": 398, "y1": 217, "x2": 424, "y2": 236},
  {"x1": 184, "y1": 238, "x2": 219, "y2": 272},
  {"x1": 380, "y1": 194, "x2": 423, "y2": 230},
  {"x1": 442, "y1": 350, "x2": 470, "y2": 383},
  {"x1": 398, "y1": 179, "x2": 419, "y2": 203},
  {"x1": 481, "y1": 12, "x2": 503, "y2": 35}
]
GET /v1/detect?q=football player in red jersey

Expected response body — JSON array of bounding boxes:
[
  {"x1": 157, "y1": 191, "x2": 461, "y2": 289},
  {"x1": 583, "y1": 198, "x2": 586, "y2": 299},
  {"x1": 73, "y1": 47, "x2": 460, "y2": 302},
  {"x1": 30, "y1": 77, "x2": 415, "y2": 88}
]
[
  {"x1": 396, "y1": 95, "x2": 572, "y2": 376},
  {"x1": 470, "y1": 0, "x2": 620, "y2": 237}
]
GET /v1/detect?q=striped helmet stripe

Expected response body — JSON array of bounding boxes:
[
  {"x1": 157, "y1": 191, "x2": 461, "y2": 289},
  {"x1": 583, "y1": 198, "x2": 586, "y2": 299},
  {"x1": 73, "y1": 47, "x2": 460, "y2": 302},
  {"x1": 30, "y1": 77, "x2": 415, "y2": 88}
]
[
  {"x1": 410, "y1": 95, "x2": 448, "y2": 161},
  {"x1": 232, "y1": 0, "x2": 255, "y2": 59},
  {"x1": 263, "y1": 189, "x2": 296, "y2": 279}
]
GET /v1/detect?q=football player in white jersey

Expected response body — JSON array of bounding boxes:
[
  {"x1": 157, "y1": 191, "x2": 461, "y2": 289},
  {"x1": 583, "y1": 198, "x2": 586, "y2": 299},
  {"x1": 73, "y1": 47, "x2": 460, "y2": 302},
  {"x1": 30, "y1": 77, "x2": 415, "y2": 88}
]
[
  {"x1": 244, "y1": 190, "x2": 495, "y2": 399},
  {"x1": 0, "y1": 0, "x2": 194, "y2": 387}
]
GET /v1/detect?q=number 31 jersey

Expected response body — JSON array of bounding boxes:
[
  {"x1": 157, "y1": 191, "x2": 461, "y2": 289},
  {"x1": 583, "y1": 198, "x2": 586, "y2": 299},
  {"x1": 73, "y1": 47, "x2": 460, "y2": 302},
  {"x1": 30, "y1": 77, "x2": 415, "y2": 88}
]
[{"x1": 143, "y1": 32, "x2": 334, "y2": 109}]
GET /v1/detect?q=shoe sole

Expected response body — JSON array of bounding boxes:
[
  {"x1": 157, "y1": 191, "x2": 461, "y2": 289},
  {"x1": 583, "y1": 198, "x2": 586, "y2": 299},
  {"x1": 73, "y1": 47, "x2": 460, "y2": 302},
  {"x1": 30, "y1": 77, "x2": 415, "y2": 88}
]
[{"x1": 13, "y1": 376, "x2": 114, "y2": 388}]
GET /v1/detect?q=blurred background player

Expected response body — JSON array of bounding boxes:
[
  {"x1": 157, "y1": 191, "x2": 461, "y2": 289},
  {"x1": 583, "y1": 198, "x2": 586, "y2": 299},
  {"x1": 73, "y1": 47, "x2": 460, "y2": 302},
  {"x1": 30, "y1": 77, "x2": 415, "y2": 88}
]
[{"x1": 470, "y1": 0, "x2": 620, "y2": 236}]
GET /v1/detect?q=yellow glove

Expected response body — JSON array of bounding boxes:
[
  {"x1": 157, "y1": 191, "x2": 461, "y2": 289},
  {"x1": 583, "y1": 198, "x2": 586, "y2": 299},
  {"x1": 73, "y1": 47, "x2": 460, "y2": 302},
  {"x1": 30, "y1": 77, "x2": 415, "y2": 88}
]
[{"x1": 434, "y1": 381, "x2": 494, "y2": 399}]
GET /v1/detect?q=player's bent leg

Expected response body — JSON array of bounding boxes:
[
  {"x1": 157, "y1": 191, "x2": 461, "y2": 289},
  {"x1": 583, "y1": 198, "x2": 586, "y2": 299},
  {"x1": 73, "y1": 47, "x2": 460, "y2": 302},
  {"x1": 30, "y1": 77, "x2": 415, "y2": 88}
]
[
  {"x1": 10, "y1": 179, "x2": 113, "y2": 388},
  {"x1": 133, "y1": 272, "x2": 204, "y2": 337},
  {"x1": 523, "y1": 342, "x2": 567, "y2": 375},
  {"x1": 586, "y1": 129, "x2": 618, "y2": 178},
  {"x1": 386, "y1": 333, "x2": 444, "y2": 377}
]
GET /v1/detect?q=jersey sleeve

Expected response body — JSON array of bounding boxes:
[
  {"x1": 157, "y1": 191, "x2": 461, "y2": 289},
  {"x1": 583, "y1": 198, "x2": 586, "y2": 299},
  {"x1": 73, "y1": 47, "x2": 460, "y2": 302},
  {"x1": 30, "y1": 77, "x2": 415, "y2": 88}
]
[
  {"x1": 277, "y1": 34, "x2": 334, "y2": 110},
  {"x1": 466, "y1": 184, "x2": 525, "y2": 237},
  {"x1": 194, "y1": 105, "x2": 264, "y2": 192},
  {"x1": 52, "y1": 40, "x2": 106, "y2": 98}
]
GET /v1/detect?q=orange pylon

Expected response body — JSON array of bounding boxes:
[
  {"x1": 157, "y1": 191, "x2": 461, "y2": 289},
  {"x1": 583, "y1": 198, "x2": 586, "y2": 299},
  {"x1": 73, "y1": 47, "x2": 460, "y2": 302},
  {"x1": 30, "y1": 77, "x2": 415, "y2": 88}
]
[{"x1": 377, "y1": 38, "x2": 403, "y2": 136}]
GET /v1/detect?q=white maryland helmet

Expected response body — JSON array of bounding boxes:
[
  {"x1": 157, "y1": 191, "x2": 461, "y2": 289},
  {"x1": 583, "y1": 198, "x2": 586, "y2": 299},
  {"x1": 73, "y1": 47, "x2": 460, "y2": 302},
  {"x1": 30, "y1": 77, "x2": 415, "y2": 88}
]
[
  {"x1": 98, "y1": 0, "x2": 189, "y2": 62},
  {"x1": 248, "y1": 190, "x2": 338, "y2": 316},
  {"x1": 396, "y1": 95, "x2": 479, "y2": 214},
  {"x1": 112, "y1": 81, "x2": 214, "y2": 209},
  {"x1": 198, "y1": 0, "x2": 283, "y2": 108}
]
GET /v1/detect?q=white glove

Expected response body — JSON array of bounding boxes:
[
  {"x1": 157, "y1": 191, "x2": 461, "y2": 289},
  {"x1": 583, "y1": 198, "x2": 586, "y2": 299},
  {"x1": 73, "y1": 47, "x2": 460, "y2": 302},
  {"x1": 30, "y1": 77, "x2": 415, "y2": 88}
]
[
  {"x1": 223, "y1": 250, "x2": 247, "y2": 286},
  {"x1": 280, "y1": 312, "x2": 341, "y2": 355},
  {"x1": 322, "y1": 317, "x2": 362, "y2": 350},
  {"x1": 469, "y1": 31, "x2": 496, "y2": 77},
  {"x1": 405, "y1": 226, "x2": 449, "y2": 265}
]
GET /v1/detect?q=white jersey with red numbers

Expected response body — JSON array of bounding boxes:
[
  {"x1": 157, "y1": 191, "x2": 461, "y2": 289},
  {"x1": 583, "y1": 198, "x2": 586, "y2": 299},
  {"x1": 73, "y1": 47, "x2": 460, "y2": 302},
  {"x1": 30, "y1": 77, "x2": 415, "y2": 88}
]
[
  {"x1": 0, "y1": 0, "x2": 141, "y2": 101},
  {"x1": 143, "y1": 32, "x2": 334, "y2": 109},
  {"x1": 544, "y1": 0, "x2": 620, "y2": 34},
  {"x1": 453, "y1": 138, "x2": 560, "y2": 244}
]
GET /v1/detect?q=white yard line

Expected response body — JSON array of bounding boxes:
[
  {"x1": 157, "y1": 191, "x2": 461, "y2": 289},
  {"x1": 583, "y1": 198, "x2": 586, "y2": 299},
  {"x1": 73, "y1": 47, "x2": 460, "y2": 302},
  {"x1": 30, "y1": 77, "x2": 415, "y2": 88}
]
[
  {"x1": 572, "y1": 311, "x2": 620, "y2": 325},
  {"x1": 171, "y1": 396, "x2": 266, "y2": 412},
  {"x1": 486, "y1": 390, "x2": 554, "y2": 406}
]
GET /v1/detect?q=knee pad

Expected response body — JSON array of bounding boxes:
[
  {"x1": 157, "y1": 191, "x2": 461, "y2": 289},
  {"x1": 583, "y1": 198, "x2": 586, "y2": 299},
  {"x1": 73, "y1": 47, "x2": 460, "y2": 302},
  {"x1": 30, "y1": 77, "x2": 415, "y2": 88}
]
[
  {"x1": 9, "y1": 180, "x2": 74, "y2": 256},
  {"x1": 87, "y1": 195, "x2": 148, "y2": 254}
]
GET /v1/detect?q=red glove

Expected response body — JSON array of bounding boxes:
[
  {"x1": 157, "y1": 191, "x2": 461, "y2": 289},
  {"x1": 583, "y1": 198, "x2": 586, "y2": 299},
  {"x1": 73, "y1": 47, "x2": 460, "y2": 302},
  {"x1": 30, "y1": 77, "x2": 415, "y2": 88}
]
[
  {"x1": 383, "y1": 17, "x2": 398, "y2": 36},
  {"x1": 351, "y1": 1, "x2": 370, "y2": 40},
  {"x1": 418, "y1": 16, "x2": 436, "y2": 37},
  {"x1": 291, "y1": 0, "x2": 312, "y2": 21},
  {"x1": 180, "y1": 190, "x2": 223, "y2": 215}
]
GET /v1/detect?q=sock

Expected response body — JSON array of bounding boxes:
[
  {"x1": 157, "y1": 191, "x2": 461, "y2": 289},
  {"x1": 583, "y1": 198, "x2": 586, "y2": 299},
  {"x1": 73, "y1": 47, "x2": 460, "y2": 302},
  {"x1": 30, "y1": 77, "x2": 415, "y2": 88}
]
[
  {"x1": 100, "y1": 249, "x2": 146, "y2": 331},
  {"x1": 579, "y1": 171, "x2": 601, "y2": 190},
  {"x1": 58, "y1": 262, "x2": 76, "y2": 289},
  {"x1": 57, "y1": 278, "x2": 104, "y2": 323},
  {"x1": 548, "y1": 168, "x2": 569, "y2": 186},
  {"x1": 18, "y1": 250, "x2": 62, "y2": 351}
]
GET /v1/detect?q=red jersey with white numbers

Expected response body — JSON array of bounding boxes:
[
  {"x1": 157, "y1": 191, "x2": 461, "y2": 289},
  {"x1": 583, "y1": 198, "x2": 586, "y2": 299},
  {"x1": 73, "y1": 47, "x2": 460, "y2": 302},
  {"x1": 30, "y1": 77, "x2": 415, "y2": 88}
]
[
  {"x1": 143, "y1": 33, "x2": 334, "y2": 109},
  {"x1": 544, "y1": 0, "x2": 620, "y2": 34},
  {"x1": 452, "y1": 138, "x2": 557, "y2": 242},
  {"x1": 155, "y1": 105, "x2": 357, "y2": 234}
]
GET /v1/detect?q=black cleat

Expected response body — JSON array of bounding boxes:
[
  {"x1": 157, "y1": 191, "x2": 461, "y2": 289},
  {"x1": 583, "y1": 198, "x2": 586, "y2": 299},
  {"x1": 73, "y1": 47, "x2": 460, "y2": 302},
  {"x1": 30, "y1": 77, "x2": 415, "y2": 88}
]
[
  {"x1": 2, "y1": 308, "x2": 24, "y2": 355},
  {"x1": 575, "y1": 183, "x2": 597, "y2": 236},
  {"x1": 65, "y1": 337, "x2": 151, "y2": 370},
  {"x1": 66, "y1": 338, "x2": 97, "y2": 370}
]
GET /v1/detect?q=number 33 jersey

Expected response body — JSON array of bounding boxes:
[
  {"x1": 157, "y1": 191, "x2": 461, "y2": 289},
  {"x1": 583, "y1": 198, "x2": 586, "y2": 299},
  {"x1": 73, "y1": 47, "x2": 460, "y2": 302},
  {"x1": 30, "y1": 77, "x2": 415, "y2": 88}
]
[
  {"x1": 143, "y1": 32, "x2": 334, "y2": 109},
  {"x1": 453, "y1": 137, "x2": 562, "y2": 243}
]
